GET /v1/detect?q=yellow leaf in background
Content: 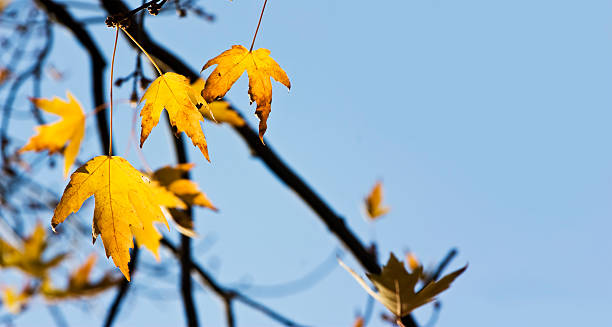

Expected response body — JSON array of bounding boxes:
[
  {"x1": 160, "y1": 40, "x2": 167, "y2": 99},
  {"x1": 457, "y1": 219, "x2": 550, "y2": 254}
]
[
  {"x1": 140, "y1": 72, "x2": 210, "y2": 161},
  {"x1": 41, "y1": 254, "x2": 121, "y2": 300},
  {"x1": 201, "y1": 45, "x2": 290, "y2": 141},
  {"x1": 340, "y1": 253, "x2": 466, "y2": 317},
  {"x1": 1, "y1": 285, "x2": 33, "y2": 314},
  {"x1": 19, "y1": 92, "x2": 85, "y2": 177},
  {"x1": 365, "y1": 181, "x2": 390, "y2": 220},
  {"x1": 152, "y1": 163, "x2": 217, "y2": 210},
  {"x1": 149, "y1": 180, "x2": 187, "y2": 210},
  {"x1": 191, "y1": 79, "x2": 245, "y2": 127},
  {"x1": 51, "y1": 156, "x2": 169, "y2": 280},
  {"x1": 150, "y1": 163, "x2": 217, "y2": 237},
  {"x1": 0, "y1": 223, "x2": 66, "y2": 277}
]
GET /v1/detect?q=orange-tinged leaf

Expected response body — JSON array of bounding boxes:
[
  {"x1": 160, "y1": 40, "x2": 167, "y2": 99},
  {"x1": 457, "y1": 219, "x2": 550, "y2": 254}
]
[
  {"x1": 19, "y1": 92, "x2": 85, "y2": 177},
  {"x1": 352, "y1": 316, "x2": 364, "y2": 327},
  {"x1": 51, "y1": 155, "x2": 169, "y2": 280},
  {"x1": 365, "y1": 181, "x2": 390, "y2": 220},
  {"x1": 0, "y1": 1, "x2": 11, "y2": 13},
  {"x1": 0, "y1": 67, "x2": 10, "y2": 86},
  {"x1": 0, "y1": 223, "x2": 66, "y2": 277},
  {"x1": 340, "y1": 253, "x2": 466, "y2": 317},
  {"x1": 140, "y1": 72, "x2": 210, "y2": 161},
  {"x1": 201, "y1": 45, "x2": 290, "y2": 141},
  {"x1": 405, "y1": 252, "x2": 420, "y2": 271},
  {"x1": 41, "y1": 254, "x2": 121, "y2": 300}
]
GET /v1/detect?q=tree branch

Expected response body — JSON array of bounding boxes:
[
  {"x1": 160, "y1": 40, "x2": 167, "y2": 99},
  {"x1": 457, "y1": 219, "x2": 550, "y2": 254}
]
[
  {"x1": 35, "y1": 0, "x2": 110, "y2": 153},
  {"x1": 160, "y1": 238, "x2": 302, "y2": 327},
  {"x1": 97, "y1": 2, "x2": 418, "y2": 325}
]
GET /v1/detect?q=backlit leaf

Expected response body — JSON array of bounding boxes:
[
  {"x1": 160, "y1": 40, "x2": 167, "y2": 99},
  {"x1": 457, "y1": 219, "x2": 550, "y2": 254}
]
[
  {"x1": 140, "y1": 72, "x2": 211, "y2": 161},
  {"x1": 51, "y1": 155, "x2": 170, "y2": 280},
  {"x1": 340, "y1": 253, "x2": 466, "y2": 317},
  {"x1": 201, "y1": 45, "x2": 290, "y2": 141},
  {"x1": 19, "y1": 92, "x2": 85, "y2": 177}
]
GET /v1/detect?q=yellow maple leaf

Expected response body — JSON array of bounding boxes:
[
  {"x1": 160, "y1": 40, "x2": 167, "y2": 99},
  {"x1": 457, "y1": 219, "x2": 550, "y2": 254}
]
[
  {"x1": 200, "y1": 45, "x2": 291, "y2": 141},
  {"x1": 340, "y1": 253, "x2": 466, "y2": 317},
  {"x1": 1, "y1": 285, "x2": 33, "y2": 314},
  {"x1": 0, "y1": 223, "x2": 66, "y2": 277},
  {"x1": 191, "y1": 78, "x2": 245, "y2": 127},
  {"x1": 41, "y1": 254, "x2": 121, "y2": 300},
  {"x1": 51, "y1": 155, "x2": 169, "y2": 280},
  {"x1": 365, "y1": 181, "x2": 390, "y2": 220},
  {"x1": 19, "y1": 92, "x2": 85, "y2": 177},
  {"x1": 140, "y1": 72, "x2": 211, "y2": 161}
]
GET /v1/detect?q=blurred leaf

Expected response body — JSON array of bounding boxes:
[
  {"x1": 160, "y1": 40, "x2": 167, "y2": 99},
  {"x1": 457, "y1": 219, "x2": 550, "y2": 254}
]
[
  {"x1": 352, "y1": 316, "x2": 364, "y2": 327},
  {"x1": 41, "y1": 254, "x2": 121, "y2": 300},
  {"x1": 365, "y1": 181, "x2": 389, "y2": 220},
  {"x1": 0, "y1": 67, "x2": 10, "y2": 85},
  {"x1": 0, "y1": 223, "x2": 66, "y2": 277},
  {"x1": 1, "y1": 284, "x2": 33, "y2": 314},
  {"x1": 150, "y1": 163, "x2": 217, "y2": 237}
]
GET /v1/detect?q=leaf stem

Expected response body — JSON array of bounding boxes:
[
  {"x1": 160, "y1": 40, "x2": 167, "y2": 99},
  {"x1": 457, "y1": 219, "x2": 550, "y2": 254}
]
[
  {"x1": 120, "y1": 27, "x2": 163, "y2": 76},
  {"x1": 249, "y1": 0, "x2": 268, "y2": 52},
  {"x1": 109, "y1": 26, "x2": 119, "y2": 156}
]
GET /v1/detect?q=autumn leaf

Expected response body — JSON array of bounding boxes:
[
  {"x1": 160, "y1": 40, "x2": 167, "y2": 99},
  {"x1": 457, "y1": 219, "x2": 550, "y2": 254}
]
[
  {"x1": 0, "y1": 0, "x2": 11, "y2": 13},
  {"x1": 340, "y1": 253, "x2": 466, "y2": 317},
  {"x1": 0, "y1": 67, "x2": 10, "y2": 86},
  {"x1": 365, "y1": 181, "x2": 390, "y2": 220},
  {"x1": 19, "y1": 92, "x2": 85, "y2": 177},
  {"x1": 405, "y1": 252, "x2": 420, "y2": 271},
  {"x1": 191, "y1": 78, "x2": 245, "y2": 126},
  {"x1": 1, "y1": 284, "x2": 34, "y2": 314},
  {"x1": 41, "y1": 254, "x2": 121, "y2": 300},
  {"x1": 51, "y1": 155, "x2": 170, "y2": 280},
  {"x1": 140, "y1": 72, "x2": 211, "y2": 161},
  {"x1": 200, "y1": 45, "x2": 290, "y2": 141},
  {"x1": 352, "y1": 316, "x2": 364, "y2": 327},
  {"x1": 152, "y1": 163, "x2": 217, "y2": 210},
  {"x1": 149, "y1": 180, "x2": 187, "y2": 210},
  {"x1": 0, "y1": 223, "x2": 66, "y2": 277}
]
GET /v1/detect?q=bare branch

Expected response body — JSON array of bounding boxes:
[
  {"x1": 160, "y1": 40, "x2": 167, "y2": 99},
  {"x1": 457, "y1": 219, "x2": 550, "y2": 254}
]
[{"x1": 161, "y1": 238, "x2": 303, "y2": 327}]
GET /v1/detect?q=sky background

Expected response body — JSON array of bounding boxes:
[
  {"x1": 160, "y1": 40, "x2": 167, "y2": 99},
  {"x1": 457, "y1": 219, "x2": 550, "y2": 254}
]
[{"x1": 3, "y1": 0, "x2": 612, "y2": 326}]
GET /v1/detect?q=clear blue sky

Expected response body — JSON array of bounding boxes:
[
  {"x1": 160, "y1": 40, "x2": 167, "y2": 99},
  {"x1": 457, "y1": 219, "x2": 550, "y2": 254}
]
[{"x1": 5, "y1": 0, "x2": 612, "y2": 326}]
